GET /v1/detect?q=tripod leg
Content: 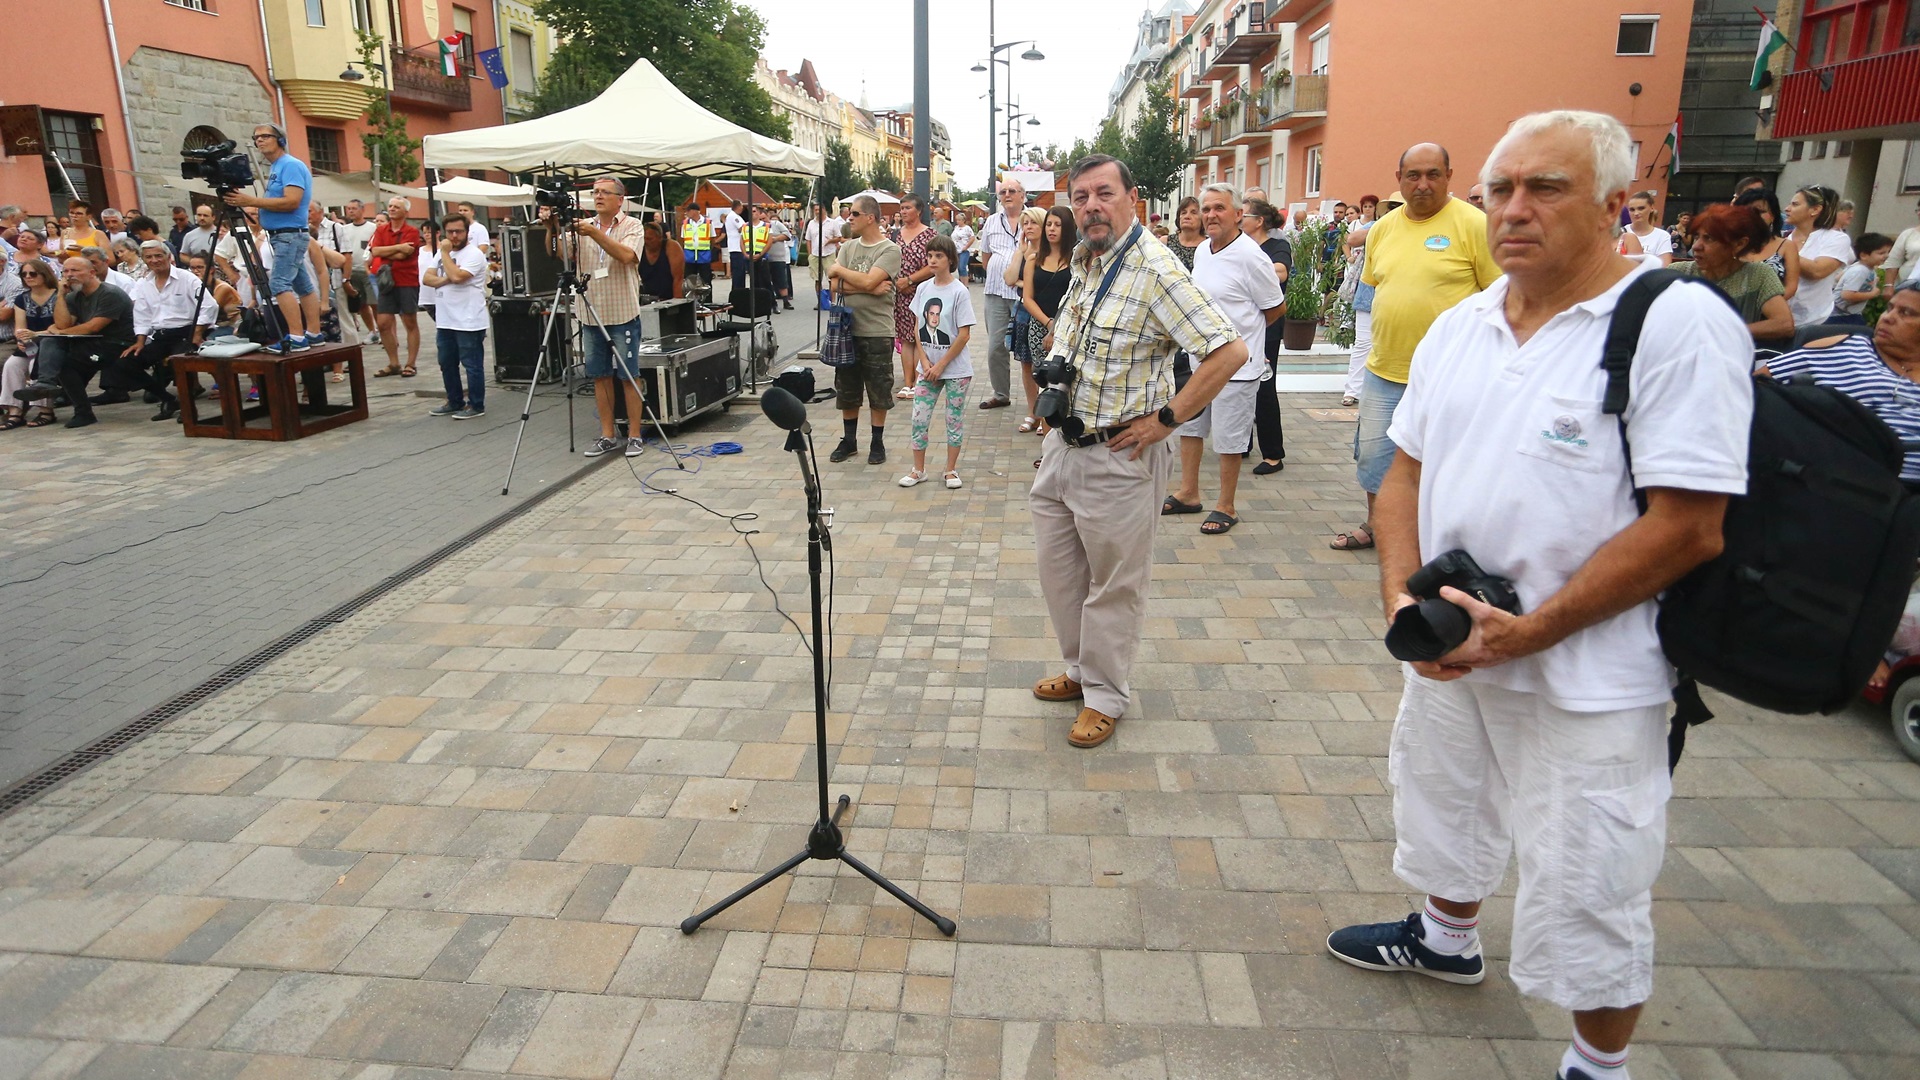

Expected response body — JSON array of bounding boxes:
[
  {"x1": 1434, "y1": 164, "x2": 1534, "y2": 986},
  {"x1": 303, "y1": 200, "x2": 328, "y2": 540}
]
[
  {"x1": 837, "y1": 849, "x2": 957, "y2": 937},
  {"x1": 679, "y1": 847, "x2": 811, "y2": 935},
  {"x1": 501, "y1": 287, "x2": 571, "y2": 496},
  {"x1": 574, "y1": 292, "x2": 685, "y2": 471}
]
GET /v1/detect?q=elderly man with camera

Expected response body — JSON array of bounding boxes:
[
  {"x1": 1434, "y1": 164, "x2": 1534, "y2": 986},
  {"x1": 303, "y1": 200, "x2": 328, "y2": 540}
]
[
  {"x1": 1027, "y1": 155, "x2": 1246, "y2": 749},
  {"x1": 1323, "y1": 111, "x2": 1753, "y2": 1080},
  {"x1": 222, "y1": 124, "x2": 321, "y2": 352}
]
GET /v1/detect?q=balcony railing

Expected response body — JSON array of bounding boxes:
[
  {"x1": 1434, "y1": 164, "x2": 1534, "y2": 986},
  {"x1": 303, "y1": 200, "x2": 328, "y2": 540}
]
[
  {"x1": 1771, "y1": 45, "x2": 1920, "y2": 139},
  {"x1": 388, "y1": 44, "x2": 472, "y2": 113},
  {"x1": 1256, "y1": 73, "x2": 1328, "y2": 128},
  {"x1": 1214, "y1": 3, "x2": 1283, "y2": 67}
]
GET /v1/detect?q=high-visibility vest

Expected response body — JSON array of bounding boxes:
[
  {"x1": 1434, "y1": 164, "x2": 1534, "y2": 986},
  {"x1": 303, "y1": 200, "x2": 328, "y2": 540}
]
[
  {"x1": 680, "y1": 216, "x2": 711, "y2": 262},
  {"x1": 746, "y1": 221, "x2": 769, "y2": 255}
]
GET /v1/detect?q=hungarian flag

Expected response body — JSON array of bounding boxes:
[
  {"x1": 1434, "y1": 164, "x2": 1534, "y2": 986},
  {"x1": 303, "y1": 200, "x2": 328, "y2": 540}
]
[
  {"x1": 1751, "y1": 15, "x2": 1788, "y2": 90},
  {"x1": 439, "y1": 31, "x2": 466, "y2": 77},
  {"x1": 1664, "y1": 114, "x2": 1681, "y2": 179}
]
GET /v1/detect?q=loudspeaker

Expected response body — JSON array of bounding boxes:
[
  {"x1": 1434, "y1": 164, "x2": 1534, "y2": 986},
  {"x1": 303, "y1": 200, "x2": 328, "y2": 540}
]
[
  {"x1": 498, "y1": 224, "x2": 562, "y2": 297},
  {"x1": 490, "y1": 296, "x2": 564, "y2": 384}
]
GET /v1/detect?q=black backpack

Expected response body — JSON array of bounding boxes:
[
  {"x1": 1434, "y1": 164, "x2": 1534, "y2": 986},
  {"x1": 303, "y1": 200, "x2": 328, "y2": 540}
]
[{"x1": 1604, "y1": 269, "x2": 1920, "y2": 768}]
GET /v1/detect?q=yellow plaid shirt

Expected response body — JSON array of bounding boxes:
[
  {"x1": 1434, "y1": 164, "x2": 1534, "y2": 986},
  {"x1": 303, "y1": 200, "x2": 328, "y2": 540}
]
[{"x1": 1053, "y1": 226, "x2": 1240, "y2": 430}]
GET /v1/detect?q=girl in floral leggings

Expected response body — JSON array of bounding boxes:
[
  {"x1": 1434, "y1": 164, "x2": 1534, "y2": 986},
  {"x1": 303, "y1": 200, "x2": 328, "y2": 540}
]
[{"x1": 900, "y1": 235, "x2": 975, "y2": 490}]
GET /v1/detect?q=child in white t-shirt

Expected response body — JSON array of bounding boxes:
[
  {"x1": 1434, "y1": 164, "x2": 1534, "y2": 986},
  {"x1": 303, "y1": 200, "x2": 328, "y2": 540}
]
[
  {"x1": 900, "y1": 235, "x2": 975, "y2": 490},
  {"x1": 1836, "y1": 233, "x2": 1894, "y2": 322}
]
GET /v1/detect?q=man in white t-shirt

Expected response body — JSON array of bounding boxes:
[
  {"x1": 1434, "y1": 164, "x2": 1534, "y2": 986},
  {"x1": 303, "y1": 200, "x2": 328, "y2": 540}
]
[
  {"x1": 451, "y1": 201, "x2": 491, "y2": 256},
  {"x1": 335, "y1": 199, "x2": 380, "y2": 342},
  {"x1": 1164, "y1": 183, "x2": 1284, "y2": 535},
  {"x1": 422, "y1": 215, "x2": 490, "y2": 419},
  {"x1": 1323, "y1": 111, "x2": 1752, "y2": 1080},
  {"x1": 804, "y1": 203, "x2": 844, "y2": 307},
  {"x1": 712, "y1": 201, "x2": 745, "y2": 285}
]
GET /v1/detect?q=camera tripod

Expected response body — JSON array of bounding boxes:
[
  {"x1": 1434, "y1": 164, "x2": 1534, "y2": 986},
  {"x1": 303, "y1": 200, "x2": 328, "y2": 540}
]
[
  {"x1": 185, "y1": 198, "x2": 285, "y2": 353},
  {"x1": 500, "y1": 220, "x2": 686, "y2": 496}
]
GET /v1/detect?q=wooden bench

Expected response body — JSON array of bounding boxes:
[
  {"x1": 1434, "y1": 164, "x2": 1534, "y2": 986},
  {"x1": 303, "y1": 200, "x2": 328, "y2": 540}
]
[{"x1": 172, "y1": 342, "x2": 368, "y2": 441}]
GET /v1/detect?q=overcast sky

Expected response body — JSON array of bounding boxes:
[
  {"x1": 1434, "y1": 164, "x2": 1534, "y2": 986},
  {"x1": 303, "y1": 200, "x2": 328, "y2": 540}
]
[{"x1": 743, "y1": 0, "x2": 1146, "y2": 189}]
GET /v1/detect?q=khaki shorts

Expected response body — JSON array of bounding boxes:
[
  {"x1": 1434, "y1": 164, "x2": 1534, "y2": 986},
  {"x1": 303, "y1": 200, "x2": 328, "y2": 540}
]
[{"x1": 835, "y1": 336, "x2": 896, "y2": 411}]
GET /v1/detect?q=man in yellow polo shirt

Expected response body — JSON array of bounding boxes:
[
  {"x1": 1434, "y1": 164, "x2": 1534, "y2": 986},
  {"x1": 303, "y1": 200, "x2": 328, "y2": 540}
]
[{"x1": 1330, "y1": 143, "x2": 1501, "y2": 553}]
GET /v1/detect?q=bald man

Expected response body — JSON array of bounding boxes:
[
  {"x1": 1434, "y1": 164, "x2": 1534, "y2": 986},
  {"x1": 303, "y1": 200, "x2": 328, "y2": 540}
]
[{"x1": 1331, "y1": 143, "x2": 1501, "y2": 554}]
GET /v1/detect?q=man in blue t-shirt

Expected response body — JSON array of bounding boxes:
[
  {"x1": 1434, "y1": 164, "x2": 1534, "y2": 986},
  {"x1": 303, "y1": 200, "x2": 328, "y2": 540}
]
[{"x1": 222, "y1": 123, "x2": 321, "y2": 352}]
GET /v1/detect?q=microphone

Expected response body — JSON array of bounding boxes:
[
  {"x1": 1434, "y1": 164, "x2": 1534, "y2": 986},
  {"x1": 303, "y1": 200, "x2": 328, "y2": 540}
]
[{"x1": 761, "y1": 385, "x2": 810, "y2": 433}]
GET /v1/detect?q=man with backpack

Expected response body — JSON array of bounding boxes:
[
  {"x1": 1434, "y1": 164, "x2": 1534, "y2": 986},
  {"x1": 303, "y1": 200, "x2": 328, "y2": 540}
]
[{"x1": 1323, "y1": 111, "x2": 1754, "y2": 1080}]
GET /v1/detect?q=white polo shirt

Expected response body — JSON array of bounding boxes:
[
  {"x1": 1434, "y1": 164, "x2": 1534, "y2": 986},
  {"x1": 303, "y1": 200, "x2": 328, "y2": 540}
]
[
  {"x1": 1387, "y1": 257, "x2": 1752, "y2": 711},
  {"x1": 1192, "y1": 232, "x2": 1285, "y2": 380}
]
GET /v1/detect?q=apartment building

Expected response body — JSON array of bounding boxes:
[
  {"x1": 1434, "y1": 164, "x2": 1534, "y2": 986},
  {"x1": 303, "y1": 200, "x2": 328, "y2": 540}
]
[{"x1": 1175, "y1": 0, "x2": 1692, "y2": 220}]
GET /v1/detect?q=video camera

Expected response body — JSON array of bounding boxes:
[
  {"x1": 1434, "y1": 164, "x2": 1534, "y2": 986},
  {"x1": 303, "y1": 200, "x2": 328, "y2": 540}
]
[
  {"x1": 179, "y1": 140, "x2": 254, "y2": 194},
  {"x1": 532, "y1": 174, "x2": 577, "y2": 221}
]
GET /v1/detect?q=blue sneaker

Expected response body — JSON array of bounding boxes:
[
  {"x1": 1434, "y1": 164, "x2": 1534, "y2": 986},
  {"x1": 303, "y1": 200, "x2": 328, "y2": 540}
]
[
  {"x1": 302, "y1": 333, "x2": 329, "y2": 349},
  {"x1": 274, "y1": 336, "x2": 309, "y2": 353},
  {"x1": 1326, "y1": 913, "x2": 1485, "y2": 984}
]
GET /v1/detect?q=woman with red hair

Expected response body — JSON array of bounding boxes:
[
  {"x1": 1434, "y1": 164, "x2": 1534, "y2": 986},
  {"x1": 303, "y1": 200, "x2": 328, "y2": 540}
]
[{"x1": 1672, "y1": 202, "x2": 1795, "y2": 351}]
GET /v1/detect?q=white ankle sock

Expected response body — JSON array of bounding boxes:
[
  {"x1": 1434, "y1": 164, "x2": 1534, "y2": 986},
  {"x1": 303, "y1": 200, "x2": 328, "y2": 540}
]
[
  {"x1": 1418, "y1": 900, "x2": 1479, "y2": 955},
  {"x1": 1560, "y1": 1032, "x2": 1629, "y2": 1079}
]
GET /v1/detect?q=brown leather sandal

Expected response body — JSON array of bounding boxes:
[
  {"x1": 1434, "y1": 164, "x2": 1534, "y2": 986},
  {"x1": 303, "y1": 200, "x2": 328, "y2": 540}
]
[
  {"x1": 1068, "y1": 707, "x2": 1119, "y2": 748},
  {"x1": 1033, "y1": 673, "x2": 1084, "y2": 702}
]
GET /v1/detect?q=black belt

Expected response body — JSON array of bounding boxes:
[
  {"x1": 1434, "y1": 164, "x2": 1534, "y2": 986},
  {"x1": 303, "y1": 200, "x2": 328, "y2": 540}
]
[
  {"x1": 266, "y1": 228, "x2": 308, "y2": 236},
  {"x1": 1064, "y1": 423, "x2": 1130, "y2": 449}
]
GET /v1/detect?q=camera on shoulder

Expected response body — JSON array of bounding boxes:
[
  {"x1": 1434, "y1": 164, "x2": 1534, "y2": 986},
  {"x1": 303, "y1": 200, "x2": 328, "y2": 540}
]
[
  {"x1": 1385, "y1": 549, "x2": 1523, "y2": 663},
  {"x1": 1032, "y1": 352, "x2": 1078, "y2": 436}
]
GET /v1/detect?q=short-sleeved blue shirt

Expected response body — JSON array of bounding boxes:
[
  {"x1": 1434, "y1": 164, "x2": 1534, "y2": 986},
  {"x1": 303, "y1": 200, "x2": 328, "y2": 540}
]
[{"x1": 260, "y1": 154, "x2": 312, "y2": 231}]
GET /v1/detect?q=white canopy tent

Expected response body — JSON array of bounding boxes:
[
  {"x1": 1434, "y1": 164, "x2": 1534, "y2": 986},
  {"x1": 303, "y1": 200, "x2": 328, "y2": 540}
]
[
  {"x1": 382, "y1": 175, "x2": 534, "y2": 207},
  {"x1": 419, "y1": 59, "x2": 822, "y2": 179}
]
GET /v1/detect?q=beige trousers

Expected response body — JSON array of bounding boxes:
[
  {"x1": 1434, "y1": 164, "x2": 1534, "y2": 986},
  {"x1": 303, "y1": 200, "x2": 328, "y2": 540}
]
[{"x1": 1029, "y1": 429, "x2": 1174, "y2": 718}]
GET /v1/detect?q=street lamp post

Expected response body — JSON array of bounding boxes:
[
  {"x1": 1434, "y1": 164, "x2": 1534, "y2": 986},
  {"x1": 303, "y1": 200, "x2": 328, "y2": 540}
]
[
  {"x1": 340, "y1": 60, "x2": 393, "y2": 207},
  {"x1": 972, "y1": 0, "x2": 1043, "y2": 191},
  {"x1": 1006, "y1": 104, "x2": 1041, "y2": 168}
]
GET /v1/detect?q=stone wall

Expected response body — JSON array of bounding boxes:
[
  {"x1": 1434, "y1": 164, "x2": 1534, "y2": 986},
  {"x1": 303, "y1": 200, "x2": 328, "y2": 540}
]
[{"x1": 121, "y1": 47, "x2": 273, "y2": 213}]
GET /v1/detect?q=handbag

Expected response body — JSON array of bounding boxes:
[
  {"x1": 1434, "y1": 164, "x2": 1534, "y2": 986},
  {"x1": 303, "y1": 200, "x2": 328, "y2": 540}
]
[
  {"x1": 821, "y1": 290, "x2": 857, "y2": 369},
  {"x1": 373, "y1": 262, "x2": 396, "y2": 293}
]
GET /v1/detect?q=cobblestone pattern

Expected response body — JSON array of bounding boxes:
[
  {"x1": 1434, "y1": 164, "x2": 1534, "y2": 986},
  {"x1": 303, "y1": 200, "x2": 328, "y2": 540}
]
[{"x1": 1, "y1": 298, "x2": 1916, "y2": 1078}]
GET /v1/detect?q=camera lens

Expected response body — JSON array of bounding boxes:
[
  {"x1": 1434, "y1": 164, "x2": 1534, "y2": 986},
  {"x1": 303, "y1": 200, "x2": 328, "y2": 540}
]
[{"x1": 1384, "y1": 598, "x2": 1473, "y2": 663}]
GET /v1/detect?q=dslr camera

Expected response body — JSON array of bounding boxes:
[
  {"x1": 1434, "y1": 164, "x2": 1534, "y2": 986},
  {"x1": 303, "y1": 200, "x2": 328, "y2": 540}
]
[
  {"x1": 1384, "y1": 549, "x2": 1523, "y2": 663},
  {"x1": 1031, "y1": 352, "x2": 1078, "y2": 437},
  {"x1": 180, "y1": 140, "x2": 255, "y2": 194}
]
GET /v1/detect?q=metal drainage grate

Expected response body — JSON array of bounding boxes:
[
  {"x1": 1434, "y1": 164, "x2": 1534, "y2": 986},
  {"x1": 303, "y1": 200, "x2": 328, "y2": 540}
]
[{"x1": 0, "y1": 456, "x2": 610, "y2": 818}]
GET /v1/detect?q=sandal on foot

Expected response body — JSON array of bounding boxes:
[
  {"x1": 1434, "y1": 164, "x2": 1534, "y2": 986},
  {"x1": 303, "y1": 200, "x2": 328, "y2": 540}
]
[
  {"x1": 1162, "y1": 496, "x2": 1203, "y2": 516},
  {"x1": 373, "y1": 366, "x2": 402, "y2": 377},
  {"x1": 1, "y1": 414, "x2": 24, "y2": 431},
  {"x1": 1034, "y1": 673, "x2": 1084, "y2": 702},
  {"x1": 1017, "y1": 415, "x2": 1038, "y2": 434},
  {"x1": 330, "y1": 373, "x2": 346, "y2": 383},
  {"x1": 1201, "y1": 511, "x2": 1238, "y2": 535},
  {"x1": 1068, "y1": 706, "x2": 1119, "y2": 749},
  {"x1": 1329, "y1": 524, "x2": 1376, "y2": 551},
  {"x1": 944, "y1": 471, "x2": 963, "y2": 490},
  {"x1": 26, "y1": 412, "x2": 56, "y2": 427},
  {"x1": 400, "y1": 366, "x2": 417, "y2": 377},
  {"x1": 898, "y1": 469, "x2": 927, "y2": 488},
  {"x1": 1340, "y1": 395, "x2": 1359, "y2": 407}
]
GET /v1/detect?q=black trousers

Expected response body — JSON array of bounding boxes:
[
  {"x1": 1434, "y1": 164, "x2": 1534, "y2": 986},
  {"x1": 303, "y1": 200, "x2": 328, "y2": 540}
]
[
  {"x1": 45, "y1": 335, "x2": 175, "y2": 421},
  {"x1": 1253, "y1": 353, "x2": 1285, "y2": 462}
]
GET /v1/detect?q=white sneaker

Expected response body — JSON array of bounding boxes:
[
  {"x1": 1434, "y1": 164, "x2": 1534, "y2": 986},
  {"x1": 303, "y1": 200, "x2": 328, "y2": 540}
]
[
  {"x1": 944, "y1": 472, "x2": 963, "y2": 490},
  {"x1": 898, "y1": 469, "x2": 926, "y2": 488}
]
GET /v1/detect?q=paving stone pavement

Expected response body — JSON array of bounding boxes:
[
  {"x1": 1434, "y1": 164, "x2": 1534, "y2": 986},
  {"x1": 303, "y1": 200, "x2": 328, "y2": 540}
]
[
  {"x1": 0, "y1": 294, "x2": 823, "y2": 791},
  {"x1": 4, "y1": 312, "x2": 1920, "y2": 1078}
]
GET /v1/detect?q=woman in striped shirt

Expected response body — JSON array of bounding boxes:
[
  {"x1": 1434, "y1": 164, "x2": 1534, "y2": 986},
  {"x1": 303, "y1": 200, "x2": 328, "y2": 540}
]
[{"x1": 1760, "y1": 282, "x2": 1920, "y2": 486}]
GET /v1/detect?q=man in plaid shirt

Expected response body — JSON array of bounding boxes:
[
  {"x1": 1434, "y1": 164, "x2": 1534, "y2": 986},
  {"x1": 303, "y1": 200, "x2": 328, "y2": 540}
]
[{"x1": 1030, "y1": 155, "x2": 1249, "y2": 748}]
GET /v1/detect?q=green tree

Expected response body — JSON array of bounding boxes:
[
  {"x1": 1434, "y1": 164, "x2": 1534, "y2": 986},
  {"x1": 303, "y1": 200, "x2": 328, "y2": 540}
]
[
  {"x1": 867, "y1": 157, "x2": 901, "y2": 194},
  {"x1": 1091, "y1": 117, "x2": 1128, "y2": 160},
  {"x1": 355, "y1": 31, "x2": 421, "y2": 184},
  {"x1": 1123, "y1": 80, "x2": 1186, "y2": 203},
  {"x1": 820, "y1": 139, "x2": 861, "y2": 205},
  {"x1": 529, "y1": 0, "x2": 792, "y2": 148}
]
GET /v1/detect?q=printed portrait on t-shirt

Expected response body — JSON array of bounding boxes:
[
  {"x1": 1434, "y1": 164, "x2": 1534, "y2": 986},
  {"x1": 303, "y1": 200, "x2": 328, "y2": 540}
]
[{"x1": 918, "y1": 296, "x2": 951, "y2": 348}]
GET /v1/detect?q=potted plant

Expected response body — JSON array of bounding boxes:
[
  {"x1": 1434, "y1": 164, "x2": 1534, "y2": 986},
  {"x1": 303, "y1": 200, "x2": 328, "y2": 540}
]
[{"x1": 1282, "y1": 217, "x2": 1326, "y2": 350}]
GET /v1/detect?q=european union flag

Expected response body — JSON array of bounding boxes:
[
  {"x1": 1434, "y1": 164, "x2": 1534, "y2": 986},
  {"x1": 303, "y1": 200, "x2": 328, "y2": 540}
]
[{"x1": 478, "y1": 47, "x2": 510, "y2": 91}]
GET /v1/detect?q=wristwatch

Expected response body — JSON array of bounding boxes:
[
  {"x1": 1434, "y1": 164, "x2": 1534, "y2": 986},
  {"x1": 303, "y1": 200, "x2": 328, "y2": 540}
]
[{"x1": 1157, "y1": 405, "x2": 1179, "y2": 429}]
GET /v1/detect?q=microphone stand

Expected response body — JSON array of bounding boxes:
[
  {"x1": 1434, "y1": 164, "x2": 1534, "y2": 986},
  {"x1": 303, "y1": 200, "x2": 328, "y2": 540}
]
[{"x1": 681, "y1": 419, "x2": 956, "y2": 938}]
